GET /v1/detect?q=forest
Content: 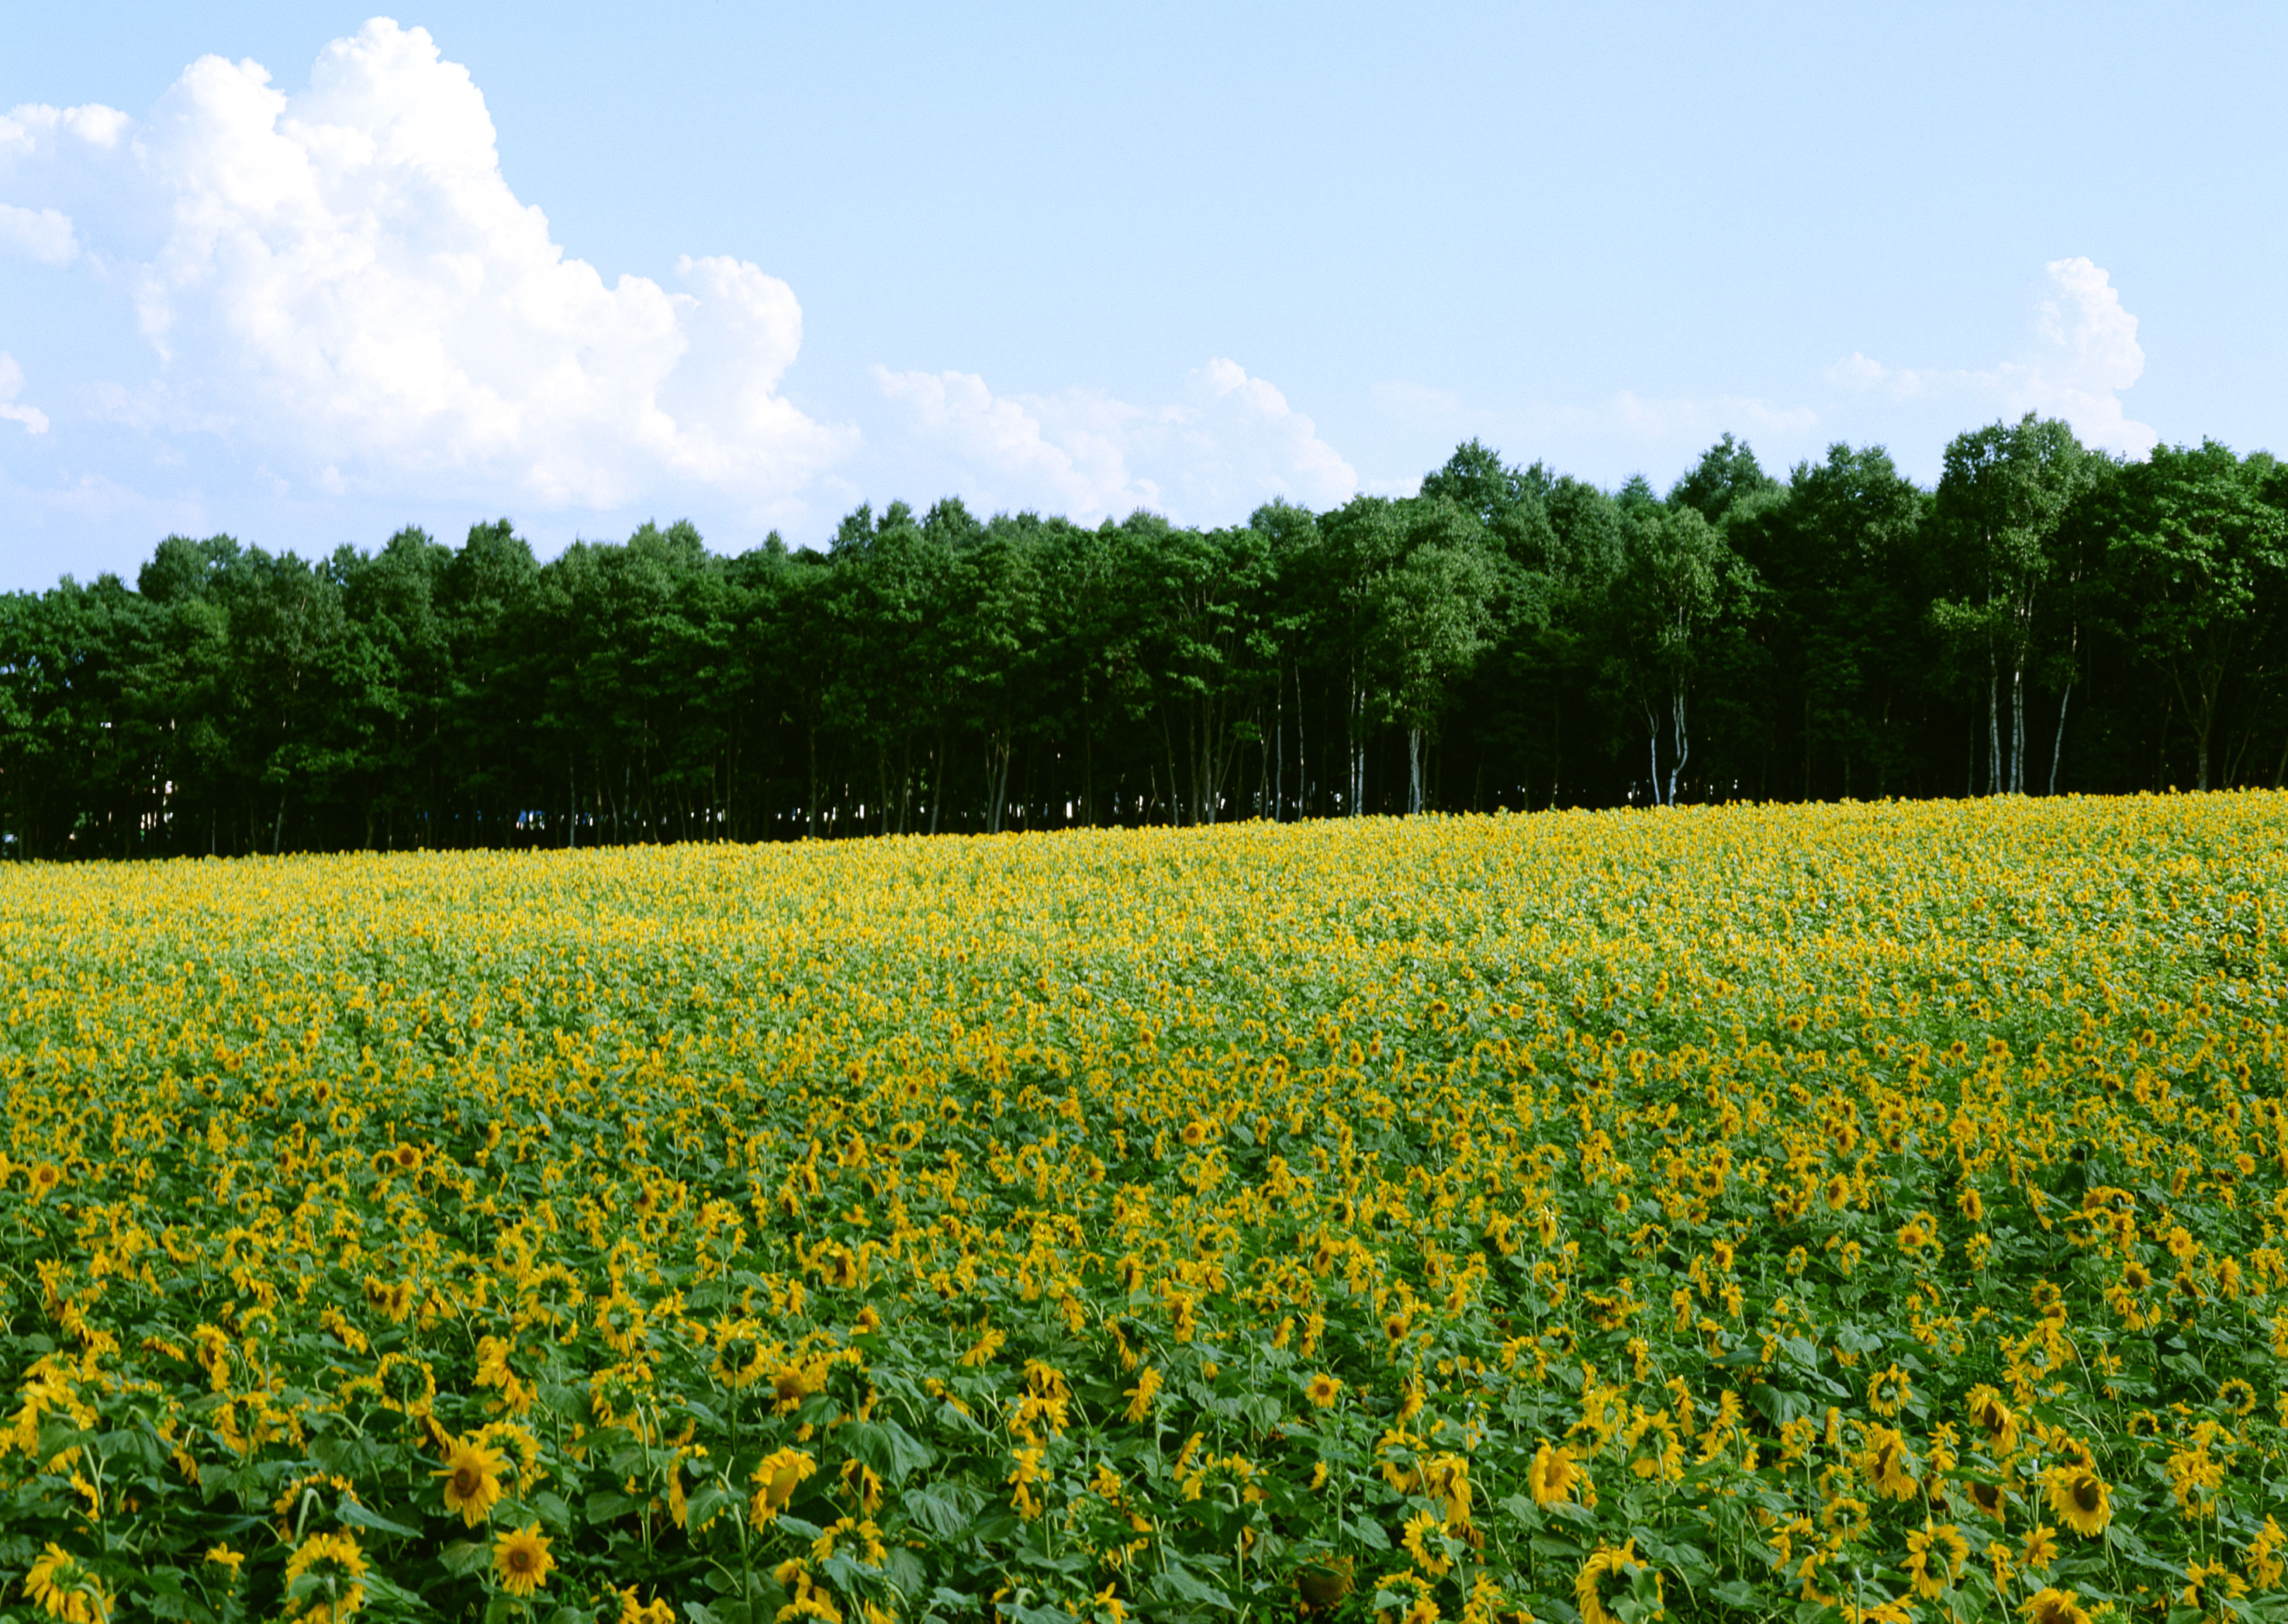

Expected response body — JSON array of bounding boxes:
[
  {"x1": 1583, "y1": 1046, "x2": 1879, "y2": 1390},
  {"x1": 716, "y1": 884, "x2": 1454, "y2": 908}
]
[{"x1": 1, "y1": 413, "x2": 2283, "y2": 859}]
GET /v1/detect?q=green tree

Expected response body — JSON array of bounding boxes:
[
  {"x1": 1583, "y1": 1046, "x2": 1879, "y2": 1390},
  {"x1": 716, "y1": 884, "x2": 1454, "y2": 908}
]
[
  {"x1": 2105, "y1": 441, "x2": 2288, "y2": 790},
  {"x1": 1931, "y1": 414, "x2": 2096, "y2": 794},
  {"x1": 1370, "y1": 498, "x2": 1496, "y2": 814},
  {"x1": 1605, "y1": 503, "x2": 1756, "y2": 805}
]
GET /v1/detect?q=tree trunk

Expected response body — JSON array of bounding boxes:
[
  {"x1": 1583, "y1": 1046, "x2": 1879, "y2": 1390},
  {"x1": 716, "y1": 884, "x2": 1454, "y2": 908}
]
[
  {"x1": 2010, "y1": 658, "x2": 2027, "y2": 794},
  {"x1": 2048, "y1": 683, "x2": 2071, "y2": 796},
  {"x1": 1986, "y1": 653, "x2": 2001, "y2": 796},
  {"x1": 1645, "y1": 700, "x2": 1661, "y2": 807},
  {"x1": 1668, "y1": 688, "x2": 1690, "y2": 807}
]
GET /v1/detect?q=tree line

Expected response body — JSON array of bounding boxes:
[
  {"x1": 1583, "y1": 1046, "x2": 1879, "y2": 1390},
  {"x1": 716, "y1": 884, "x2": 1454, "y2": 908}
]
[{"x1": 3, "y1": 414, "x2": 2284, "y2": 859}]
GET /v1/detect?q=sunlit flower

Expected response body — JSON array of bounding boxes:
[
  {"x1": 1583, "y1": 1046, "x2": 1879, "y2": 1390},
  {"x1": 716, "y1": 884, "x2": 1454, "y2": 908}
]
[
  {"x1": 492, "y1": 1522, "x2": 555, "y2": 1598},
  {"x1": 434, "y1": 1436, "x2": 506, "y2": 1527}
]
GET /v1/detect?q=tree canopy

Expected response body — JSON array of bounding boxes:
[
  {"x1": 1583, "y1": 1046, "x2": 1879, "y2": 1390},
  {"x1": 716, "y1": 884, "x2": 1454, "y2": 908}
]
[{"x1": 5, "y1": 415, "x2": 2286, "y2": 859}]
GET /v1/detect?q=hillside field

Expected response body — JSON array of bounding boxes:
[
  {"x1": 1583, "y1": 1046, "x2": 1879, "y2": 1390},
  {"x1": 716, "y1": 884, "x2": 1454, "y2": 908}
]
[{"x1": 2, "y1": 797, "x2": 2284, "y2": 1624}]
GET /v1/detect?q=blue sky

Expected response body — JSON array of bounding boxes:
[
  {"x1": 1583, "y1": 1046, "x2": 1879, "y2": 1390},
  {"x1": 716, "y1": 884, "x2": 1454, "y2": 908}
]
[{"x1": 2, "y1": 2, "x2": 2283, "y2": 589}]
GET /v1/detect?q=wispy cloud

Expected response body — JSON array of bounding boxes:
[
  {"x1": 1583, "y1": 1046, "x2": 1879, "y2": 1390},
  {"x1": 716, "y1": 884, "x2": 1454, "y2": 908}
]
[
  {"x1": 0, "y1": 354, "x2": 48, "y2": 434},
  {"x1": 872, "y1": 356, "x2": 1357, "y2": 523}
]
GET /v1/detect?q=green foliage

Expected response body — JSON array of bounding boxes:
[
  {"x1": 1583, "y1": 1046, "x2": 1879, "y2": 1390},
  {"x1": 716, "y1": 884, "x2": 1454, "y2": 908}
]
[{"x1": 6, "y1": 421, "x2": 2288, "y2": 859}]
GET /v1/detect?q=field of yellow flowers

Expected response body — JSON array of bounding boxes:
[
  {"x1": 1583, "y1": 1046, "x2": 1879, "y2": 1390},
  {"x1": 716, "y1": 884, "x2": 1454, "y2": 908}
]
[{"x1": 2, "y1": 795, "x2": 2285, "y2": 1624}]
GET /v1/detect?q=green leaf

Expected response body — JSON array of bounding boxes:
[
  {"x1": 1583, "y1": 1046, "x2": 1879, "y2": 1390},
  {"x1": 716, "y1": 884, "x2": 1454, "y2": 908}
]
[
  {"x1": 336, "y1": 1498, "x2": 420, "y2": 1538},
  {"x1": 843, "y1": 1419, "x2": 935, "y2": 1483},
  {"x1": 440, "y1": 1539, "x2": 491, "y2": 1577},
  {"x1": 903, "y1": 1487, "x2": 972, "y2": 1541},
  {"x1": 686, "y1": 1484, "x2": 736, "y2": 1532},
  {"x1": 531, "y1": 1489, "x2": 573, "y2": 1531},
  {"x1": 587, "y1": 1489, "x2": 640, "y2": 1522},
  {"x1": 1149, "y1": 1567, "x2": 1227, "y2": 1608}
]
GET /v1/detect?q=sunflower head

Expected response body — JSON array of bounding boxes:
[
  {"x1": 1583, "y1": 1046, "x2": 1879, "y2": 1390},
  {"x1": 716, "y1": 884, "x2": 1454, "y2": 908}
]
[
  {"x1": 2021, "y1": 1587, "x2": 2092, "y2": 1624},
  {"x1": 1967, "y1": 1386, "x2": 2018, "y2": 1453},
  {"x1": 752, "y1": 1447, "x2": 817, "y2": 1514},
  {"x1": 1574, "y1": 1539, "x2": 1655, "y2": 1624},
  {"x1": 1527, "y1": 1441, "x2": 1579, "y2": 1508},
  {"x1": 24, "y1": 1543, "x2": 111, "y2": 1624},
  {"x1": 492, "y1": 1522, "x2": 555, "y2": 1598},
  {"x1": 434, "y1": 1436, "x2": 506, "y2": 1527},
  {"x1": 1294, "y1": 1557, "x2": 1353, "y2": 1612},
  {"x1": 283, "y1": 1531, "x2": 368, "y2": 1624},
  {"x1": 2045, "y1": 1467, "x2": 2110, "y2": 1539}
]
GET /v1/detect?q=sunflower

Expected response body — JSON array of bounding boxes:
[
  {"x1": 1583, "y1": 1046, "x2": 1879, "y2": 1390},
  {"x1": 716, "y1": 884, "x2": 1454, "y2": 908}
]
[
  {"x1": 1294, "y1": 1556, "x2": 1354, "y2": 1613},
  {"x1": 1862, "y1": 1426, "x2": 1919, "y2": 1501},
  {"x1": 2248, "y1": 1516, "x2": 2286, "y2": 1589},
  {"x1": 434, "y1": 1436, "x2": 506, "y2": 1527},
  {"x1": 1420, "y1": 1453, "x2": 1473, "y2": 1530},
  {"x1": 282, "y1": 1531, "x2": 367, "y2": 1624},
  {"x1": 1821, "y1": 1497, "x2": 1871, "y2": 1539},
  {"x1": 1122, "y1": 1367, "x2": 1162, "y2": 1422},
  {"x1": 2020, "y1": 1589, "x2": 2091, "y2": 1624},
  {"x1": 2021, "y1": 1525, "x2": 2060, "y2": 1570},
  {"x1": 752, "y1": 1447, "x2": 817, "y2": 1518},
  {"x1": 1843, "y1": 1588, "x2": 1911, "y2": 1624},
  {"x1": 1966, "y1": 1385, "x2": 2019, "y2": 1456},
  {"x1": 1868, "y1": 1364, "x2": 1913, "y2": 1418},
  {"x1": 2183, "y1": 1563, "x2": 2249, "y2": 1613},
  {"x1": 492, "y1": 1522, "x2": 555, "y2": 1598},
  {"x1": 709, "y1": 1320, "x2": 771, "y2": 1390},
  {"x1": 1575, "y1": 1540, "x2": 1650, "y2": 1624},
  {"x1": 2045, "y1": 1466, "x2": 2110, "y2": 1539},
  {"x1": 1967, "y1": 1479, "x2": 2010, "y2": 1521},
  {"x1": 28, "y1": 1162, "x2": 62, "y2": 1197},
  {"x1": 2220, "y1": 1378, "x2": 2256, "y2": 1417},
  {"x1": 1903, "y1": 1526, "x2": 1968, "y2": 1599},
  {"x1": 1527, "y1": 1441, "x2": 1580, "y2": 1508},
  {"x1": 23, "y1": 1543, "x2": 110, "y2": 1624},
  {"x1": 1304, "y1": 1373, "x2": 1343, "y2": 1409},
  {"x1": 1401, "y1": 1510, "x2": 1453, "y2": 1578}
]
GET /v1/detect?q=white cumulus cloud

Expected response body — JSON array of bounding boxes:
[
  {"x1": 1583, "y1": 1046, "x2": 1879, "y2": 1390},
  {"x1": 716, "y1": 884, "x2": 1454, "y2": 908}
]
[
  {"x1": 870, "y1": 356, "x2": 1357, "y2": 523},
  {"x1": 1829, "y1": 257, "x2": 2155, "y2": 455},
  {"x1": 0, "y1": 203, "x2": 78, "y2": 265},
  {"x1": 0, "y1": 19, "x2": 849, "y2": 507},
  {"x1": 0, "y1": 354, "x2": 48, "y2": 434}
]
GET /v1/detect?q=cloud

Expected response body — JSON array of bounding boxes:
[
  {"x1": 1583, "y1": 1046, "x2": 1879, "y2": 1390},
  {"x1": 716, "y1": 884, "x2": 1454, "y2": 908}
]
[
  {"x1": 871, "y1": 356, "x2": 1357, "y2": 523},
  {"x1": 0, "y1": 354, "x2": 48, "y2": 434},
  {"x1": 1610, "y1": 390, "x2": 1818, "y2": 442},
  {"x1": 1370, "y1": 378, "x2": 1818, "y2": 485},
  {"x1": 1828, "y1": 257, "x2": 2155, "y2": 455},
  {"x1": 0, "y1": 203, "x2": 78, "y2": 265},
  {"x1": 0, "y1": 19, "x2": 849, "y2": 508}
]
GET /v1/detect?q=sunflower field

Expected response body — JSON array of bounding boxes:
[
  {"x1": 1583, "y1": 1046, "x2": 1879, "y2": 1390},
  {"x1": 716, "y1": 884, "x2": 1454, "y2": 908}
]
[{"x1": 3, "y1": 795, "x2": 2286, "y2": 1624}]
